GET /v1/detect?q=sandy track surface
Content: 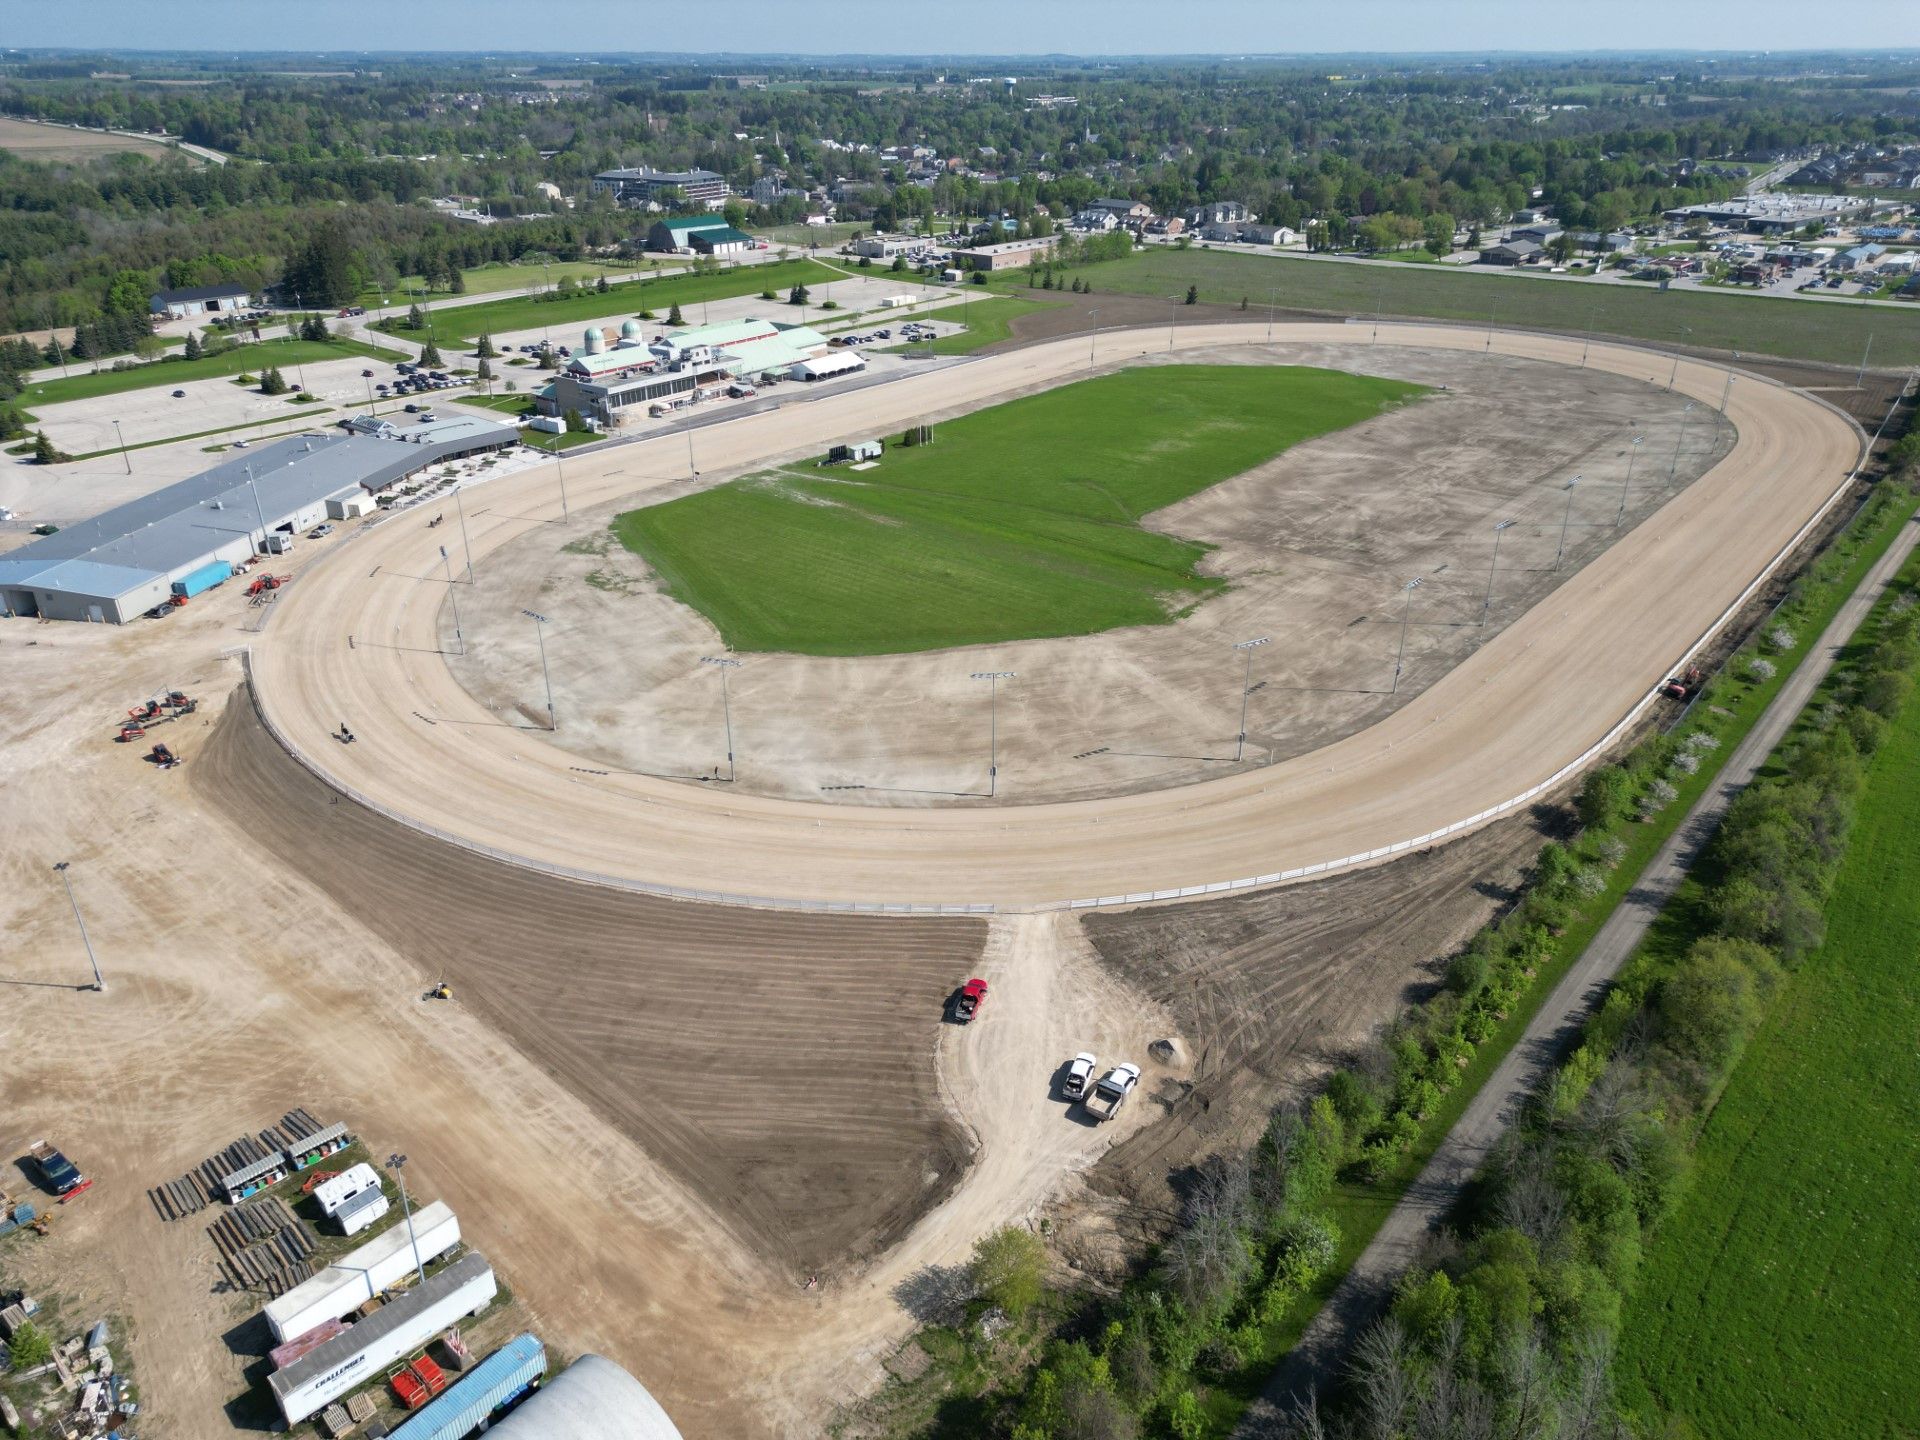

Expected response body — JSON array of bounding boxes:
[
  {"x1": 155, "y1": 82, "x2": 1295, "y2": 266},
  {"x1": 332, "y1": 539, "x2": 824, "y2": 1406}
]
[{"x1": 248, "y1": 322, "x2": 1861, "y2": 910}]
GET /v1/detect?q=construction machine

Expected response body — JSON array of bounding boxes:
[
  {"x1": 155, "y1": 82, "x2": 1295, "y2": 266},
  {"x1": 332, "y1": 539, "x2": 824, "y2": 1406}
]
[{"x1": 422, "y1": 981, "x2": 453, "y2": 1001}]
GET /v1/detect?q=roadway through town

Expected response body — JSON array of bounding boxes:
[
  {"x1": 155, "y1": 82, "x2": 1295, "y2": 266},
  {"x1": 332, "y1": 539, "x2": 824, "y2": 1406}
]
[{"x1": 246, "y1": 321, "x2": 1864, "y2": 911}]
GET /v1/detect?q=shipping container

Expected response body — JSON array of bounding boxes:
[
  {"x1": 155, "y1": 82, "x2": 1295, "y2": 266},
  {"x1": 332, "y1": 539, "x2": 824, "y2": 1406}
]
[
  {"x1": 269, "y1": 1251, "x2": 498, "y2": 1424},
  {"x1": 264, "y1": 1201, "x2": 460, "y2": 1344},
  {"x1": 170, "y1": 559, "x2": 233, "y2": 599},
  {"x1": 388, "y1": 1333, "x2": 547, "y2": 1440}
]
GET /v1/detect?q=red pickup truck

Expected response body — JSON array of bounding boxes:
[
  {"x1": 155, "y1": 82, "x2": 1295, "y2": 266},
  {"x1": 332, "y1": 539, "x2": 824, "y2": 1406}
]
[{"x1": 953, "y1": 977, "x2": 988, "y2": 1023}]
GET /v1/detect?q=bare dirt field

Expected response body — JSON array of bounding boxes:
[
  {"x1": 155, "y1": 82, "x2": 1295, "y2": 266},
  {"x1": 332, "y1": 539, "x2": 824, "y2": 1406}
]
[
  {"x1": 446, "y1": 341, "x2": 1732, "y2": 806},
  {"x1": 0, "y1": 116, "x2": 187, "y2": 164},
  {"x1": 193, "y1": 691, "x2": 987, "y2": 1278}
]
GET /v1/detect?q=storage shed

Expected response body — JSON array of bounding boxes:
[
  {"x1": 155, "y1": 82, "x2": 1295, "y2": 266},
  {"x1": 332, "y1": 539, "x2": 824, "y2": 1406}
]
[{"x1": 219, "y1": 1150, "x2": 290, "y2": 1204}]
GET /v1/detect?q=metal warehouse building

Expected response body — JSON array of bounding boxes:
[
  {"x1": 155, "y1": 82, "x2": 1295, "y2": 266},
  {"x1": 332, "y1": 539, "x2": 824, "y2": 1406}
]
[
  {"x1": 0, "y1": 418, "x2": 518, "y2": 624},
  {"x1": 539, "y1": 318, "x2": 829, "y2": 427},
  {"x1": 486, "y1": 1354, "x2": 685, "y2": 1440}
]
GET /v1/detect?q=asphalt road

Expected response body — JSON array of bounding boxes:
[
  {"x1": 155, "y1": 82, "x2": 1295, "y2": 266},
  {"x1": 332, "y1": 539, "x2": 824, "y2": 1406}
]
[{"x1": 1236, "y1": 497, "x2": 1920, "y2": 1436}]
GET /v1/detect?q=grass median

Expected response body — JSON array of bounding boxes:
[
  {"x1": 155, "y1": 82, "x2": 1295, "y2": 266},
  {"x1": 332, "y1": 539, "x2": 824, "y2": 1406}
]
[{"x1": 17, "y1": 336, "x2": 403, "y2": 410}]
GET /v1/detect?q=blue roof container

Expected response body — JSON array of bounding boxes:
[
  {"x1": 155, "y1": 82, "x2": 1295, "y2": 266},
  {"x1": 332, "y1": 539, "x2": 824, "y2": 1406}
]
[{"x1": 388, "y1": 1332, "x2": 548, "y2": 1440}]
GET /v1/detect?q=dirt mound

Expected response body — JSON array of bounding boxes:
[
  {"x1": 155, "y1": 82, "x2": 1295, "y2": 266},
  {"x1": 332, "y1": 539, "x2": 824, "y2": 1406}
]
[{"x1": 194, "y1": 688, "x2": 988, "y2": 1278}]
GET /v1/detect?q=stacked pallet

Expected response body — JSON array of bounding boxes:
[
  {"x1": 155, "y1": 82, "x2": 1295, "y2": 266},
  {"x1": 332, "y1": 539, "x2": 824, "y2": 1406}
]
[
  {"x1": 209, "y1": 1195, "x2": 317, "y2": 1293},
  {"x1": 147, "y1": 1109, "x2": 329, "y2": 1223}
]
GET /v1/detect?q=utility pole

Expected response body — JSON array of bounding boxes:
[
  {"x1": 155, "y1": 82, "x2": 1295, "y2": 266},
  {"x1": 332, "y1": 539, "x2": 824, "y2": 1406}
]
[
  {"x1": 386, "y1": 1153, "x2": 427, "y2": 1287},
  {"x1": 1232, "y1": 637, "x2": 1270, "y2": 761},
  {"x1": 701, "y1": 656, "x2": 741, "y2": 780},
  {"x1": 1555, "y1": 475, "x2": 1583, "y2": 570},
  {"x1": 439, "y1": 544, "x2": 463, "y2": 655},
  {"x1": 970, "y1": 671, "x2": 1015, "y2": 797},
  {"x1": 52, "y1": 862, "x2": 104, "y2": 993},
  {"x1": 522, "y1": 609, "x2": 554, "y2": 730},
  {"x1": 1481, "y1": 519, "x2": 1516, "y2": 626},
  {"x1": 1391, "y1": 579, "x2": 1423, "y2": 695},
  {"x1": 112, "y1": 419, "x2": 130, "y2": 475}
]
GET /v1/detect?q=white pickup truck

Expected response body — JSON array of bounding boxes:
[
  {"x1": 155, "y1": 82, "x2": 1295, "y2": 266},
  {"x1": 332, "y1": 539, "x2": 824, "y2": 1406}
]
[{"x1": 1082, "y1": 1063, "x2": 1140, "y2": 1122}]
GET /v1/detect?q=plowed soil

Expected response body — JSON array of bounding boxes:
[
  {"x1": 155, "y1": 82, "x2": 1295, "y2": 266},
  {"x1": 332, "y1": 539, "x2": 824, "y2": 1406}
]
[{"x1": 193, "y1": 690, "x2": 986, "y2": 1278}]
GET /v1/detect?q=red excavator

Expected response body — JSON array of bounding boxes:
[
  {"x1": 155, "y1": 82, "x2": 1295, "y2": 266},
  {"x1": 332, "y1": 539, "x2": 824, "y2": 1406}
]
[{"x1": 1660, "y1": 665, "x2": 1703, "y2": 702}]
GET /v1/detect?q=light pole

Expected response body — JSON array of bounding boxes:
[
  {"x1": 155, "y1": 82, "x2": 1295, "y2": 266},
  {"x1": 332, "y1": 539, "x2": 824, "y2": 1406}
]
[
  {"x1": 453, "y1": 483, "x2": 473, "y2": 582},
  {"x1": 385, "y1": 1153, "x2": 427, "y2": 1287},
  {"x1": 1481, "y1": 519, "x2": 1516, "y2": 626},
  {"x1": 52, "y1": 861, "x2": 104, "y2": 993},
  {"x1": 686, "y1": 425, "x2": 698, "y2": 481},
  {"x1": 111, "y1": 419, "x2": 130, "y2": 474},
  {"x1": 1668, "y1": 402, "x2": 1695, "y2": 482},
  {"x1": 1088, "y1": 308, "x2": 1099, "y2": 369},
  {"x1": 701, "y1": 656, "x2": 741, "y2": 781},
  {"x1": 1667, "y1": 351, "x2": 1682, "y2": 391},
  {"x1": 522, "y1": 609, "x2": 554, "y2": 730},
  {"x1": 439, "y1": 544, "x2": 463, "y2": 654},
  {"x1": 1555, "y1": 475, "x2": 1583, "y2": 570},
  {"x1": 1719, "y1": 369, "x2": 1735, "y2": 413},
  {"x1": 970, "y1": 671, "x2": 1015, "y2": 797},
  {"x1": 1391, "y1": 579, "x2": 1423, "y2": 695},
  {"x1": 1855, "y1": 332, "x2": 1874, "y2": 391},
  {"x1": 1266, "y1": 284, "x2": 1276, "y2": 344},
  {"x1": 555, "y1": 451, "x2": 570, "y2": 522},
  {"x1": 243, "y1": 462, "x2": 270, "y2": 555},
  {"x1": 1232, "y1": 637, "x2": 1270, "y2": 762},
  {"x1": 1615, "y1": 434, "x2": 1644, "y2": 526},
  {"x1": 1581, "y1": 307, "x2": 1597, "y2": 367},
  {"x1": 1168, "y1": 293, "x2": 1179, "y2": 352}
]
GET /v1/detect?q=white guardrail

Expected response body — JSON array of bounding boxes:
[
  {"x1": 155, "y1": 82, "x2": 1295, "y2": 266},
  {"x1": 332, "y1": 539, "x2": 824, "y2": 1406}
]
[{"x1": 231, "y1": 332, "x2": 1877, "y2": 918}]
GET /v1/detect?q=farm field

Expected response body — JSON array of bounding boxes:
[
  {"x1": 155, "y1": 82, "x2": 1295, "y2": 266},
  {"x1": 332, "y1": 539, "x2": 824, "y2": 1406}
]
[
  {"x1": 385, "y1": 258, "x2": 842, "y2": 347},
  {"x1": 14, "y1": 335, "x2": 402, "y2": 409},
  {"x1": 1612, "y1": 612, "x2": 1920, "y2": 1439},
  {"x1": 613, "y1": 363, "x2": 1424, "y2": 656},
  {"x1": 997, "y1": 247, "x2": 1920, "y2": 367},
  {"x1": 0, "y1": 115, "x2": 188, "y2": 163}
]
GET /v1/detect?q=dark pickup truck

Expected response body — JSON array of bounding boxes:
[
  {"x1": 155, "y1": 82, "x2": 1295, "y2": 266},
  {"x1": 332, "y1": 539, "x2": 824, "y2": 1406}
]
[{"x1": 28, "y1": 1141, "x2": 82, "y2": 1194}]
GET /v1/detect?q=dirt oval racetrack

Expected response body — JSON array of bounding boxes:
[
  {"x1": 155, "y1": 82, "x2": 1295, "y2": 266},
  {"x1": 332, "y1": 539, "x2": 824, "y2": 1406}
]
[{"x1": 248, "y1": 322, "x2": 1862, "y2": 910}]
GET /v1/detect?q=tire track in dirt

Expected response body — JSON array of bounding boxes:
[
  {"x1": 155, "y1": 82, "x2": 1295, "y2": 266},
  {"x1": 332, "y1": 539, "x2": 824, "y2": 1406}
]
[{"x1": 193, "y1": 688, "x2": 988, "y2": 1278}]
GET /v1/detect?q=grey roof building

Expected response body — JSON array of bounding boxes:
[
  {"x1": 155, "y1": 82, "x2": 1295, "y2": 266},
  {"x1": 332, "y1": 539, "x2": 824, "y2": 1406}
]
[
  {"x1": 487, "y1": 1354, "x2": 685, "y2": 1440},
  {"x1": 0, "y1": 417, "x2": 518, "y2": 624}
]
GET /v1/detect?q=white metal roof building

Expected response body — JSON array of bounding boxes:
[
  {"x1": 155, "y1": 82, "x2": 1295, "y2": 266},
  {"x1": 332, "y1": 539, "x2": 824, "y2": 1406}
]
[
  {"x1": 542, "y1": 319, "x2": 829, "y2": 425},
  {"x1": 0, "y1": 419, "x2": 519, "y2": 624},
  {"x1": 486, "y1": 1355, "x2": 685, "y2": 1440}
]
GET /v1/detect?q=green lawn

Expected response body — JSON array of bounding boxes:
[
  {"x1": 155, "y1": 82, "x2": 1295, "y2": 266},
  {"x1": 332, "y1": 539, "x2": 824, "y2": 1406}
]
[
  {"x1": 897, "y1": 294, "x2": 1061, "y2": 354},
  {"x1": 17, "y1": 336, "x2": 403, "y2": 409},
  {"x1": 360, "y1": 257, "x2": 644, "y2": 305},
  {"x1": 1613, "y1": 584, "x2": 1920, "y2": 1440},
  {"x1": 383, "y1": 259, "x2": 842, "y2": 348},
  {"x1": 995, "y1": 248, "x2": 1920, "y2": 367},
  {"x1": 613, "y1": 365, "x2": 1423, "y2": 656}
]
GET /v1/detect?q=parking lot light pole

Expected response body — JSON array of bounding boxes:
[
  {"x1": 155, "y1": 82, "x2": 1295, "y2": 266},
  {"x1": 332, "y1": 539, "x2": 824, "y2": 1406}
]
[
  {"x1": 522, "y1": 609, "x2": 555, "y2": 731},
  {"x1": 1232, "y1": 637, "x2": 1271, "y2": 761},
  {"x1": 1088, "y1": 309, "x2": 1099, "y2": 369},
  {"x1": 52, "y1": 862, "x2": 104, "y2": 993},
  {"x1": 439, "y1": 544, "x2": 463, "y2": 655},
  {"x1": 1481, "y1": 519, "x2": 1517, "y2": 626},
  {"x1": 1555, "y1": 475, "x2": 1583, "y2": 570},
  {"x1": 701, "y1": 656, "x2": 742, "y2": 781},
  {"x1": 1719, "y1": 369, "x2": 1735, "y2": 413},
  {"x1": 385, "y1": 1153, "x2": 427, "y2": 1287},
  {"x1": 971, "y1": 671, "x2": 1016, "y2": 797},
  {"x1": 454, "y1": 483, "x2": 473, "y2": 582},
  {"x1": 111, "y1": 419, "x2": 130, "y2": 475},
  {"x1": 1616, "y1": 435, "x2": 1645, "y2": 526},
  {"x1": 1391, "y1": 579, "x2": 1423, "y2": 695},
  {"x1": 1668, "y1": 402, "x2": 1696, "y2": 483}
]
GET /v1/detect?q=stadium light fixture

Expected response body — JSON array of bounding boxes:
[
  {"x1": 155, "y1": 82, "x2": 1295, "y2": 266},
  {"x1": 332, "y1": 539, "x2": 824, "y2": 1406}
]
[
  {"x1": 1616, "y1": 434, "x2": 1645, "y2": 526},
  {"x1": 439, "y1": 544, "x2": 463, "y2": 655},
  {"x1": 521, "y1": 609, "x2": 555, "y2": 730},
  {"x1": 971, "y1": 671, "x2": 1016, "y2": 797},
  {"x1": 701, "y1": 656, "x2": 742, "y2": 782},
  {"x1": 1232, "y1": 637, "x2": 1271, "y2": 762},
  {"x1": 52, "y1": 862, "x2": 103, "y2": 993},
  {"x1": 1555, "y1": 475, "x2": 1583, "y2": 571},
  {"x1": 1481, "y1": 519, "x2": 1517, "y2": 626},
  {"x1": 1391, "y1": 580, "x2": 1424, "y2": 695},
  {"x1": 1669, "y1": 402, "x2": 1696, "y2": 483}
]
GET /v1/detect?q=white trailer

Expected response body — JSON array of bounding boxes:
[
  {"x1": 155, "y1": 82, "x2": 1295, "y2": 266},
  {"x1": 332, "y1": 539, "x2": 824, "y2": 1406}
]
[
  {"x1": 268, "y1": 1250, "x2": 497, "y2": 1424},
  {"x1": 264, "y1": 1201, "x2": 461, "y2": 1344},
  {"x1": 312, "y1": 1163, "x2": 381, "y2": 1217}
]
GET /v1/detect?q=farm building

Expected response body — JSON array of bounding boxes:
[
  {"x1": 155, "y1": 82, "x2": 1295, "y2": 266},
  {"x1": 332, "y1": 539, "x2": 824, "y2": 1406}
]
[
  {"x1": 0, "y1": 420, "x2": 519, "y2": 624},
  {"x1": 645, "y1": 215, "x2": 751, "y2": 254},
  {"x1": 486, "y1": 1354, "x2": 685, "y2": 1440},
  {"x1": 267, "y1": 1251, "x2": 498, "y2": 1424},
  {"x1": 150, "y1": 281, "x2": 254, "y2": 318},
  {"x1": 539, "y1": 319, "x2": 831, "y2": 426}
]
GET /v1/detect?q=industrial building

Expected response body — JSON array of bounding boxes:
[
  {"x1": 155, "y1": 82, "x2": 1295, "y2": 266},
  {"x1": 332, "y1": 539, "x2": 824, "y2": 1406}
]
[
  {"x1": 592, "y1": 166, "x2": 730, "y2": 211},
  {"x1": 268, "y1": 1250, "x2": 498, "y2": 1425},
  {"x1": 0, "y1": 418, "x2": 518, "y2": 624},
  {"x1": 150, "y1": 281, "x2": 255, "y2": 318},
  {"x1": 849, "y1": 233, "x2": 924, "y2": 259},
  {"x1": 645, "y1": 215, "x2": 753, "y2": 254},
  {"x1": 487, "y1": 1354, "x2": 685, "y2": 1440},
  {"x1": 954, "y1": 236, "x2": 1059, "y2": 271},
  {"x1": 538, "y1": 319, "x2": 833, "y2": 427}
]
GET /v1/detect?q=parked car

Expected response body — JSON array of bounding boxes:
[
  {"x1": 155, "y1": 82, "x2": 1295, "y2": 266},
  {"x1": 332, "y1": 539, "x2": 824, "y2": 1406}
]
[
  {"x1": 171, "y1": 389, "x2": 187, "y2": 398},
  {"x1": 404, "y1": 403, "x2": 420, "y2": 413},
  {"x1": 361, "y1": 368, "x2": 375, "y2": 377},
  {"x1": 309, "y1": 522, "x2": 335, "y2": 538},
  {"x1": 1062, "y1": 1053, "x2": 1098, "y2": 1101}
]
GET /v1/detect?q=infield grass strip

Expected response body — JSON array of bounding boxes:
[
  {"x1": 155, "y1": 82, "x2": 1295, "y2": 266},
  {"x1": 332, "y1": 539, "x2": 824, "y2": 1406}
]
[
  {"x1": 1610, "y1": 552, "x2": 1920, "y2": 1440},
  {"x1": 994, "y1": 248, "x2": 1920, "y2": 368},
  {"x1": 613, "y1": 365, "x2": 1423, "y2": 655},
  {"x1": 17, "y1": 336, "x2": 403, "y2": 409}
]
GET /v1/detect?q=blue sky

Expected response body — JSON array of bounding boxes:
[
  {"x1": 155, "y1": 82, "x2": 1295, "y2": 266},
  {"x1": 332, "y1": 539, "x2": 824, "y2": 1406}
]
[{"x1": 9, "y1": 1, "x2": 1920, "y2": 56}]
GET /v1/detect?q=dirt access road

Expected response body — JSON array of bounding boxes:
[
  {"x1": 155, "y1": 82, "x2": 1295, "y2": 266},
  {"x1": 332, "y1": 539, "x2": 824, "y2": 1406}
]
[{"x1": 249, "y1": 321, "x2": 1862, "y2": 909}]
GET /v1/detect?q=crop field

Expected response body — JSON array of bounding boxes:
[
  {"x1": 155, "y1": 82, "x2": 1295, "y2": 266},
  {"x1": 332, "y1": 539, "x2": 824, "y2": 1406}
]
[
  {"x1": 388, "y1": 258, "x2": 842, "y2": 347},
  {"x1": 613, "y1": 364, "x2": 1424, "y2": 655},
  {"x1": 0, "y1": 115, "x2": 188, "y2": 164},
  {"x1": 998, "y1": 247, "x2": 1920, "y2": 368},
  {"x1": 1612, "y1": 648, "x2": 1920, "y2": 1438},
  {"x1": 15, "y1": 335, "x2": 401, "y2": 409}
]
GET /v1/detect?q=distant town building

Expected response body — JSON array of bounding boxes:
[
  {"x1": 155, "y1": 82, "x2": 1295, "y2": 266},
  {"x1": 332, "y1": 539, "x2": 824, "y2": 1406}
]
[
  {"x1": 592, "y1": 167, "x2": 730, "y2": 211},
  {"x1": 149, "y1": 282, "x2": 253, "y2": 318},
  {"x1": 645, "y1": 215, "x2": 752, "y2": 255},
  {"x1": 955, "y1": 236, "x2": 1059, "y2": 271}
]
